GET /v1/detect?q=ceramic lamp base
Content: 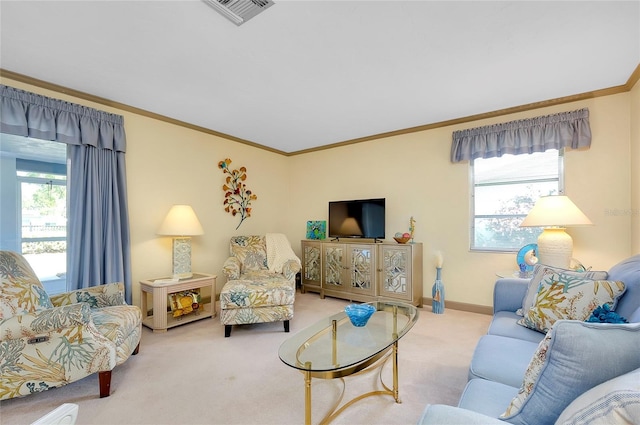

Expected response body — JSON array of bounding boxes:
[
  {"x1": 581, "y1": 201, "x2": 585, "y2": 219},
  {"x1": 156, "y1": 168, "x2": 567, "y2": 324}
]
[
  {"x1": 537, "y1": 227, "x2": 572, "y2": 269},
  {"x1": 172, "y1": 237, "x2": 193, "y2": 279}
]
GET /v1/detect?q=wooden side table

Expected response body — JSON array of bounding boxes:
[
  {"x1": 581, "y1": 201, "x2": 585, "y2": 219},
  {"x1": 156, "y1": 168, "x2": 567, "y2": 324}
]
[{"x1": 139, "y1": 273, "x2": 217, "y2": 333}]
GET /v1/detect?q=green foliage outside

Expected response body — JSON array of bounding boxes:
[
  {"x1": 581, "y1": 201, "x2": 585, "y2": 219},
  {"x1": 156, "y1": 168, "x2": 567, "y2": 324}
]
[{"x1": 21, "y1": 174, "x2": 67, "y2": 255}]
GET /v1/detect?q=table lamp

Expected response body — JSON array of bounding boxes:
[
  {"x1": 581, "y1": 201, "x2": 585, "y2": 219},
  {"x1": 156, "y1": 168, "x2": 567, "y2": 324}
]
[
  {"x1": 157, "y1": 205, "x2": 204, "y2": 279},
  {"x1": 520, "y1": 195, "x2": 592, "y2": 269}
]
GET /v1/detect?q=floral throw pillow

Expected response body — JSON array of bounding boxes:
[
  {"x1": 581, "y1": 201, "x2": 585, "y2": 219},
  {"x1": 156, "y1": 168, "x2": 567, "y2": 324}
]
[
  {"x1": 516, "y1": 264, "x2": 608, "y2": 316},
  {"x1": 0, "y1": 251, "x2": 53, "y2": 319},
  {"x1": 501, "y1": 328, "x2": 554, "y2": 417},
  {"x1": 518, "y1": 272, "x2": 626, "y2": 333}
]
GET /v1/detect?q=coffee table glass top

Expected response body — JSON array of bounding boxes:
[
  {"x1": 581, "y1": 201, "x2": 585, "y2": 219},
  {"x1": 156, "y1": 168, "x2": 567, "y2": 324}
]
[{"x1": 278, "y1": 301, "x2": 418, "y2": 373}]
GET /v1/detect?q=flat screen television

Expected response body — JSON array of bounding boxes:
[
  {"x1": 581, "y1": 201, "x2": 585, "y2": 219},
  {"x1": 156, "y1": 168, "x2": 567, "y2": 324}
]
[{"x1": 328, "y1": 198, "x2": 385, "y2": 240}]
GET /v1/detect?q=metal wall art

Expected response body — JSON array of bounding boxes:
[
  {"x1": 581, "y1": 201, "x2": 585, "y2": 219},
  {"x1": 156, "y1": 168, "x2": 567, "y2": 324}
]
[{"x1": 218, "y1": 158, "x2": 257, "y2": 229}]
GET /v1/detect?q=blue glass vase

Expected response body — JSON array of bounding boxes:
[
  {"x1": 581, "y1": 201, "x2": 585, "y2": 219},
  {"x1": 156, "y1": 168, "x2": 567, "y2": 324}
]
[{"x1": 432, "y1": 267, "x2": 445, "y2": 314}]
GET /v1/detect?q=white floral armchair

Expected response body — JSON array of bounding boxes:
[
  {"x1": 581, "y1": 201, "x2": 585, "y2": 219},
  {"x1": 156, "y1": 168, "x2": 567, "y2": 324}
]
[
  {"x1": 0, "y1": 250, "x2": 141, "y2": 400},
  {"x1": 220, "y1": 235, "x2": 301, "y2": 337}
]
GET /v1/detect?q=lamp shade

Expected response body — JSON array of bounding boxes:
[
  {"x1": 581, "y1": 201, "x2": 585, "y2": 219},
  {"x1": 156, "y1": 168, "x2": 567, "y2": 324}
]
[
  {"x1": 520, "y1": 195, "x2": 592, "y2": 228},
  {"x1": 157, "y1": 205, "x2": 204, "y2": 236}
]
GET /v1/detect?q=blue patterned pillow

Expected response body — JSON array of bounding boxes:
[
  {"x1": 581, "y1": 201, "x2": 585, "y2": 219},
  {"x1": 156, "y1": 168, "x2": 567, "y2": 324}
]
[
  {"x1": 501, "y1": 321, "x2": 640, "y2": 425},
  {"x1": 556, "y1": 368, "x2": 640, "y2": 424}
]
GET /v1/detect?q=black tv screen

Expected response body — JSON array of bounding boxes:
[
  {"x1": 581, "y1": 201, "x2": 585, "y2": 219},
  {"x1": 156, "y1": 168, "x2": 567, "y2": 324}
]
[{"x1": 328, "y1": 198, "x2": 385, "y2": 239}]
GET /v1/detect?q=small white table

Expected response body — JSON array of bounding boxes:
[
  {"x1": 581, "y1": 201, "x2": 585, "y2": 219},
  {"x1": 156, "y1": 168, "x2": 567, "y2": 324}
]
[{"x1": 139, "y1": 273, "x2": 216, "y2": 332}]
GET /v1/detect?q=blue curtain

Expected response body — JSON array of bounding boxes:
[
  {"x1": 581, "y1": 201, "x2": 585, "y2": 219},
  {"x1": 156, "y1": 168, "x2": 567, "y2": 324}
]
[
  {"x1": 0, "y1": 85, "x2": 132, "y2": 303},
  {"x1": 450, "y1": 108, "x2": 591, "y2": 163}
]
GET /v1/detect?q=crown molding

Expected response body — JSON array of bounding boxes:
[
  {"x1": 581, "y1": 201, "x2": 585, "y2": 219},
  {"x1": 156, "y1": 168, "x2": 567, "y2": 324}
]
[
  {"x1": 294, "y1": 63, "x2": 640, "y2": 156},
  {"x1": 0, "y1": 68, "x2": 287, "y2": 156},
  {"x1": 2, "y1": 63, "x2": 639, "y2": 157}
]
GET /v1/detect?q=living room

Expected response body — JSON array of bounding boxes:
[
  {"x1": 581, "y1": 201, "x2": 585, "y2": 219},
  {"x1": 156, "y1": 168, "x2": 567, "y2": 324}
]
[
  {"x1": 2, "y1": 72, "x2": 638, "y2": 312},
  {"x1": 1, "y1": 1, "x2": 639, "y2": 424}
]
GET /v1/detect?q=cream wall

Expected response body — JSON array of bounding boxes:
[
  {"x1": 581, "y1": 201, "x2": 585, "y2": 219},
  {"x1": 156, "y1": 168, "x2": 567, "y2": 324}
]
[
  {"x1": 631, "y1": 78, "x2": 640, "y2": 254},
  {"x1": 1, "y1": 76, "x2": 636, "y2": 310},
  {"x1": 289, "y1": 95, "x2": 634, "y2": 308}
]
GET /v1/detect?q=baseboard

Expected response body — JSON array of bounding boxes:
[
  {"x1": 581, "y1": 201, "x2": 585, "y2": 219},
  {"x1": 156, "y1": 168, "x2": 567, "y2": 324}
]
[{"x1": 422, "y1": 297, "x2": 493, "y2": 315}]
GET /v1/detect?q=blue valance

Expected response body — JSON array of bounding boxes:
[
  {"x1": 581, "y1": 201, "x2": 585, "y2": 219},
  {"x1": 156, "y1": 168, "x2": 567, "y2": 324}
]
[
  {"x1": 0, "y1": 85, "x2": 126, "y2": 152},
  {"x1": 450, "y1": 108, "x2": 591, "y2": 163}
]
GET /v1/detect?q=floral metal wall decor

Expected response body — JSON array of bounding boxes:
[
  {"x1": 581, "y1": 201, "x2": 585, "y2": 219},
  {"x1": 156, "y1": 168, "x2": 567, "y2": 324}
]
[{"x1": 218, "y1": 158, "x2": 258, "y2": 229}]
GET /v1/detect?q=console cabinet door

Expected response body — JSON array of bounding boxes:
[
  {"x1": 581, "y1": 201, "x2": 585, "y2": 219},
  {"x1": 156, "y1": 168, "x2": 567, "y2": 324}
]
[
  {"x1": 323, "y1": 243, "x2": 347, "y2": 292},
  {"x1": 346, "y1": 244, "x2": 376, "y2": 297},
  {"x1": 379, "y1": 244, "x2": 413, "y2": 302},
  {"x1": 301, "y1": 241, "x2": 322, "y2": 293}
]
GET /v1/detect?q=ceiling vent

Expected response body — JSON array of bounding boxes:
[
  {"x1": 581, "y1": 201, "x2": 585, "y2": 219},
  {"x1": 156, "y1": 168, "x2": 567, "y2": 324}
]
[{"x1": 202, "y1": 0, "x2": 274, "y2": 26}]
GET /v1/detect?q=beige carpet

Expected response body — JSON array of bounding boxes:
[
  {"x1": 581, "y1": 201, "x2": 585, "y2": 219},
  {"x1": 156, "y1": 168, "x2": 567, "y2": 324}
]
[{"x1": 0, "y1": 292, "x2": 491, "y2": 425}]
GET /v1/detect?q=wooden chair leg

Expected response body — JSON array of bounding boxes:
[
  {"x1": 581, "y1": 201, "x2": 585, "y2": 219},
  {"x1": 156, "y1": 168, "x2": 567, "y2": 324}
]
[
  {"x1": 132, "y1": 343, "x2": 140, "y2": 355},
  {"x1": 225, "y1": 325, "x2": 232, "y2": 337},
  {"x1": 99, "y1": 371, "x2": 112, "y2": 398},
  {"x1": 284, "y1": 320, "x2": 290, "y2": 333}
]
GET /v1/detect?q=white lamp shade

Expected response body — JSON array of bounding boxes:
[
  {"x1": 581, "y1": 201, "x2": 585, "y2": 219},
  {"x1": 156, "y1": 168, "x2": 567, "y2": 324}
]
[
  {"x1": 520, "y1": 195, "x2": 592, "y2": 228},
  {"x1": 157, "y1": 205, "x2": 204, "y2": 236},
  {"x1": 520, "y1": 195, "x2": 591, "y2": 269}
]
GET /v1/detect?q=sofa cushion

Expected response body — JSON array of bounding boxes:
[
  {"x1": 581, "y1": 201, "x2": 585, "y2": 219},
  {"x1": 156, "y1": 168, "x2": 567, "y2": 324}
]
[
  {"x1": 630, "y1": 306, "x2": 640, "y2": 323},
  {"x1": 229, "y1": 235, "x2": 268, "y2": 272},
  {"x1": 0, "y1": 251, "x2": 53, "y2": 319},
  {"x1": 220, "y1": 271, "x2": 295, "y2": 309},
  {"x1": 500, "y1": 320, "x2": 640, "y2": 425},
  {"x1": 418, "y1": 404, "x2": 506, "y2": 425},
  {"x1": 487, "y1": 311, "x2": 545, "y2": 343},
  {"x1": 458, "y1": 378, "x2": 519, "y2": 418},
  {"x1": 555, "y1": 367, "x2": 640, "y2": 425},
  {"x1": 608, "y1": 254, "x2": 640, "y2": 319},
  {"x1": 518, "y1": 272, "x2": 625, "y2": 333},
  {"x1": 517, "y1": 264, "x2": 608, "y2": 316},
  {"x1": 468, "y1": 335, "x2": 540, "y2": 387}
]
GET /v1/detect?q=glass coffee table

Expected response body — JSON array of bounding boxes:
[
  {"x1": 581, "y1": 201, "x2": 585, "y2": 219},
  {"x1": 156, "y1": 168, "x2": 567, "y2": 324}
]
[{"x1": 278, "y1": 301, "x2": 419, "y2": 425}]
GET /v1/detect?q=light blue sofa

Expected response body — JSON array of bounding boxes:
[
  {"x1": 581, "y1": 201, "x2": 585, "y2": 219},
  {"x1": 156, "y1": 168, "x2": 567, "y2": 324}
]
[{"x1": 419, "y1": 255, "x2": 640, "y2": 424}]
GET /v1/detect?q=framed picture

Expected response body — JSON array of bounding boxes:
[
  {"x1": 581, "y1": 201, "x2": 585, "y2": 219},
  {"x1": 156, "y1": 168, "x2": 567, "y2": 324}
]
[{"x1": 306, "y1": 221, "x2": 326, "y2": 240}]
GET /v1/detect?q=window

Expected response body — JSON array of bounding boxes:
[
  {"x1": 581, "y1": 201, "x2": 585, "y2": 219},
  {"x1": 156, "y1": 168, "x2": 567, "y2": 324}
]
[
  {"x1": 470, "y1": 149, "x2": 564, "y2": 251},
  {"x1": 0, "y1": 134, "x2": 68, "y2": 294}
]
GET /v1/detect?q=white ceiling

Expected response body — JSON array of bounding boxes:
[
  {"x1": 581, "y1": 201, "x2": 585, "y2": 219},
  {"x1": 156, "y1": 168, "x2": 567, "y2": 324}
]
[{"x1": 1, "y1": 1, "x2": 639, "y2": 154}]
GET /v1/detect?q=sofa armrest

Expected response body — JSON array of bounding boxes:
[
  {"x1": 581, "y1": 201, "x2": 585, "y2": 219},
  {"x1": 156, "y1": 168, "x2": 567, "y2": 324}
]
[
  {"x1": 418, "y1": 405, "x2": 504, "y2": 425},
  {"x1": 493, "y1": 278, "x2": 530, "y2": 313},
  {"x1": 282, "y1": 259, "x2": 301, "y2": 281},
  {"x1": 0, "y1": 303, "x2": 91, "y2": 340},
  {"x1": 50, "y1": 282, "x2": 125, "y2": 308},
  {"x1": 223, "y1": 257, "x2": 241, "y2": 280}
]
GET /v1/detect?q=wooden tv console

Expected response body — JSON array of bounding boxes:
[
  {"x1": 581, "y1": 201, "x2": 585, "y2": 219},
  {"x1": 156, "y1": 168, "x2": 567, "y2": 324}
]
[{"x1": 300, "y1": 239, "x2": 423, "y2": 307}]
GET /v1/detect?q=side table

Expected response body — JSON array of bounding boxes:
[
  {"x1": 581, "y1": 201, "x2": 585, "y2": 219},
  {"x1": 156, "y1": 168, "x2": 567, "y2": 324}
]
[{"x1": 140, "y1": 273, "x2": 217, "y2": 333}]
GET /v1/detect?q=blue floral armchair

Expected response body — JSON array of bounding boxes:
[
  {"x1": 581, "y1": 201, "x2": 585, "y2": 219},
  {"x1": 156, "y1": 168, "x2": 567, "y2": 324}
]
[
  {"x1": 0, "y1": 250, "x2": 141, "y2": 400},
  {"x1": 220, "y1": 235, "x2": 300, "y2": 337}
]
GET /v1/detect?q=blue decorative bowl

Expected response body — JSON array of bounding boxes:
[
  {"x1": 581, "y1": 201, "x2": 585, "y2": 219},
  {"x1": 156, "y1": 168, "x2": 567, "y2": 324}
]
[{"x1": 344, "y1": 303, "x2": 376, "y2": 327}]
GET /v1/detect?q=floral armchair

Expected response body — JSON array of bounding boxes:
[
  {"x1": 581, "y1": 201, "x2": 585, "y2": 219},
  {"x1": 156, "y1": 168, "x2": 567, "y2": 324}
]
[
  {"x1": 220, "y1": 235, "x2": 301, "y2": 337},
  {"x1": 0, "y1": 250, "x2": 141, "y2": 400}
]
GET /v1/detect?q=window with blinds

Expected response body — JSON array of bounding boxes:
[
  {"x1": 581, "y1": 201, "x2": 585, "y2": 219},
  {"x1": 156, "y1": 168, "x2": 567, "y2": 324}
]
[{"x1": 470, "y1": 149, "x2": 564, "y2": 251}]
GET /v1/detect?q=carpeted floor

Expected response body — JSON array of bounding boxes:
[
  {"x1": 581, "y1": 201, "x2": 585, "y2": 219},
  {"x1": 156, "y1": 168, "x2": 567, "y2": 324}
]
[{"x1": 0, "y1": 292, "x2": 491, "y2": 425}]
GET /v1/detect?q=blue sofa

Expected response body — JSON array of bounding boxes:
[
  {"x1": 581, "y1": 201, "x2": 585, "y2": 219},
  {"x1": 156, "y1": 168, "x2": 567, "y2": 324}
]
[{"x1": 419, "y1": 255, "x2": 640, "y2": 424}]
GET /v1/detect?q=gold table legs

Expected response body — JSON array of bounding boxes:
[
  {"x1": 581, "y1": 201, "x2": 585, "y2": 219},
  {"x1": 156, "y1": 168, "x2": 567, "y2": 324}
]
[{"x1": 302, "y1": 340, "x2": 401, "y2": 425}]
